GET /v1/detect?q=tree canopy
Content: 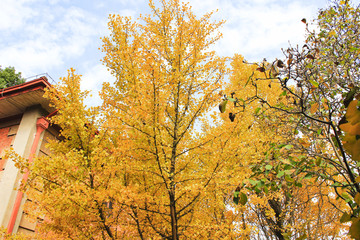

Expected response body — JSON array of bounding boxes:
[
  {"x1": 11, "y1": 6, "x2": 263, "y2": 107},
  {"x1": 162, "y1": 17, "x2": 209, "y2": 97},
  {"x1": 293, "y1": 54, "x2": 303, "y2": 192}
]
[
  {"x1": 0, "y1": 66, "x2": 25, "y2": 89},
  {"x1": 9, "y1": 0, "x2": 360, "y2": 239},
  {"x1": 219, "y1": 0, "x2": 360, "y2": 238}
]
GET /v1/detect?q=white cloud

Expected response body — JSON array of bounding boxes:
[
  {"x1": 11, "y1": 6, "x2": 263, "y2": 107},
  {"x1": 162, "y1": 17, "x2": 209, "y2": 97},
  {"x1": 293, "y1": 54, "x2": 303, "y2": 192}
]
[
  {"x1": 1, "y1": 43, "x2": 63, "y2": 76},
  {"x1": 187, "y1": 0, "x2": 326, "y2": 60},
  {"x1": 0, "y1": 0, "x2": 35, "y2": 31},
  {"x1": 0, "y1": 1, "x2": 104, "y2": 79},
  {"x1": 81, "y1": 63, "x2": 116, "y2": 106},
  {"x1": 49, "y1": 0, "x2": 70, "y2": 4}
]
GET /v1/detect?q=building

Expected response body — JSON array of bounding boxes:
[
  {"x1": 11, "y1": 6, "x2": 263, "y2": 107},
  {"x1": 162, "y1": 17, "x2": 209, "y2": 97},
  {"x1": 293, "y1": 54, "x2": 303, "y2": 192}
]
[{"x1": 0, "y1": 77, "x2": 57, "y2": 235}]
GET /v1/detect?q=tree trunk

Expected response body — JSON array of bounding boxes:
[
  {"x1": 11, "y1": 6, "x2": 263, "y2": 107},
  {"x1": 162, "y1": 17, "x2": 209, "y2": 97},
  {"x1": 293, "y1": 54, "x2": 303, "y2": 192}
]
[{"x1": 170, "y1": 190, "x2": 178, "y2": 240}]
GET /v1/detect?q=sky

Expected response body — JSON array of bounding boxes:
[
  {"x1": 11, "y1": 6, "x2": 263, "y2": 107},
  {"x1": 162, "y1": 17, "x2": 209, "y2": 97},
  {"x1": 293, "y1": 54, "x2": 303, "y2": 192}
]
[{"x1": 1, "y1": 0, "x2": 359, "y2": 104}]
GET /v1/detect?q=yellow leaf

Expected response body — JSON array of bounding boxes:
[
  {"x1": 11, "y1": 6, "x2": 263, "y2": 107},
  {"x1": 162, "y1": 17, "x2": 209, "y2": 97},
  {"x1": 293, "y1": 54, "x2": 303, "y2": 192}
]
[
  {"x1": 322, "y1": 102, "x2": 329, "y2": 110},
  {"x1": 356, "y1": 176, "x2": 360, "y2": 183},
  {"x1": 310, "y1": 103, "x2": 319, "y2": 114},
  {"x1": 340, "y1": 122, "x2": 360, "y2": 136},
  {"x1": 322, "y1": 98, "x2": 329, "y2": 110},
  {"x1": 329, "y1": 30, "x2": 337, "y2": 37},
  {"x1": 343, "y1": 138, "x2": 360, "y2": 162},
  {"x1": 346, "y1": 100, "x2": 360, "y2": 125},
  {"x1": 349, "y1": 218, "x2": 360, "y2": 240},
  {"x1": 355, "y1": 193, "x2": 360, "y2": 206},
  {"x1": 298, "y1": 138, "x2": 311, "y2": 148}
]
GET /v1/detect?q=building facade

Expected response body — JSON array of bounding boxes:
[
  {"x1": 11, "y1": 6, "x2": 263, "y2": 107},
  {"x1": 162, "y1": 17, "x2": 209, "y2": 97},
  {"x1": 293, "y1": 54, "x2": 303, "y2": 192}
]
[{"x1": 0, "y1": 77, "x2": 57, "y2": 235}]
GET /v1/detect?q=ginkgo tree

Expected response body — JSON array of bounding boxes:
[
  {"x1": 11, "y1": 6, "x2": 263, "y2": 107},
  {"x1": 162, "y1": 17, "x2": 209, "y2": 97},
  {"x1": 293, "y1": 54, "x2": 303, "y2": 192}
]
[
  {"x1": 99, "y1": 0, "x2": 238, "y2": 238},
  {"x1": 9, "y1": 69, "x2": 129, "y2": 239},
  {"x1": 11, "y1": 0, "x2": 248, "y2": 239}
]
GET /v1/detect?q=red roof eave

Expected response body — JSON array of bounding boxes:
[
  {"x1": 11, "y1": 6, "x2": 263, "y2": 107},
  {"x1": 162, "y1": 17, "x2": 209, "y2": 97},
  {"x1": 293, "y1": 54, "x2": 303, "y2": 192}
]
[{"x1": 0, "y1": 77, "x2": 51, "y2": 101}]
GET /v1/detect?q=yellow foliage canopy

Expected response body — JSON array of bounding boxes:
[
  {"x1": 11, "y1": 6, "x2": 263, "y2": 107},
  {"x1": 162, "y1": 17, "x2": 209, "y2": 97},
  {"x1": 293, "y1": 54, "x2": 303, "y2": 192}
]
[{"x1": 340, "y1": 100, "x2": 360, "y2": 162}]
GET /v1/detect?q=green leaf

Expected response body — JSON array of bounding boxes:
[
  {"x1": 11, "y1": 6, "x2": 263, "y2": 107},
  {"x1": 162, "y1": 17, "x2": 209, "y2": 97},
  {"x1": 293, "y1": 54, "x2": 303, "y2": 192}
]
[
  {"x1": 248, "y1": 179, "x2": 258, "y2": 186},
  {"x1": 285, "y1": 175, "x2": 295, "y2": 183},
  {"x1": 303, "y1": 173, "x2": 313, "y2": 180},
  {"x1": 265, "y1": 165, "x2": 273, "y2": 170},
  {"x1": 264, "y1": 185, "x2": 269, "y2": 194},
  {"x1": 244, "y1": 72, "x2": 254, "y2": 87},
  {"x1": 309, "y1": 79, "x2": 319, "y2": 88},
  {"x1": 257, "y1": 180, "x2": 265, "y2": 188},
  {"x1": 255, "y1": 107, "x2": 261, "y2": 115},
  {"x1": 227, "y1": 97, "x2": 236, "y2": 102},
  {"x1": 233, "y1": 191, "x2": 240, "y2": 204},
  {"x1": 331, "y1": 182, "x2": 341, "y2": 187},
  {"x1": 296, "y1": 234, "x2": 307, "y2": 240},
  {"x1": 234, "y1": 191, "x2": 240, "y2": 198},
  {"x1": 340, "y1": 212, "x2": 352, "y2": 223},
  {"x1": 239, "y1": 192, "x2": 247, "y2": 205},
  {"x1": 284, "y1": 165, "x2": 292, "y2": 171},
  {"x1": 280, "y1": 90, "x2": 287, "y2": 97},
  {"x1": 277, "y1": 171, "x2": 285, "y2": 178},
  {"x1": 350, "y1": 47, "x2": 359, "y2": 52},
  {"x1": 341, "y1": 192, "x2": 352, "y2": 201},
  {"x1": 283, "y1": 232, "x2": 291, "y2": 240},
  {"x1": 284, "y1": 144, "x2": 293, "y2": 150}
]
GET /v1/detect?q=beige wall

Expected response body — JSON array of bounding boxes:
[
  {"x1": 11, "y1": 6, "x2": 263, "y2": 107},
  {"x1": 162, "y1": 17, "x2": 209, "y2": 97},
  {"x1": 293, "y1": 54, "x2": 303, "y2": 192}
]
[
  {"x1": 0, "y1": 106, "x2": 43, "y2": 231},
  {"x1": 14, "y1": 127, "x2": 56, "y2": 234}
]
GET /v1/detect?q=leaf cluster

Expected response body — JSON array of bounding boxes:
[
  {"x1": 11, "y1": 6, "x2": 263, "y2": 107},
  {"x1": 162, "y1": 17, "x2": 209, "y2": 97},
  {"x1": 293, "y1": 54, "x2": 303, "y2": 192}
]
[{"x1": 0, "y1": 66, "x2": 25, "y2": 89}]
